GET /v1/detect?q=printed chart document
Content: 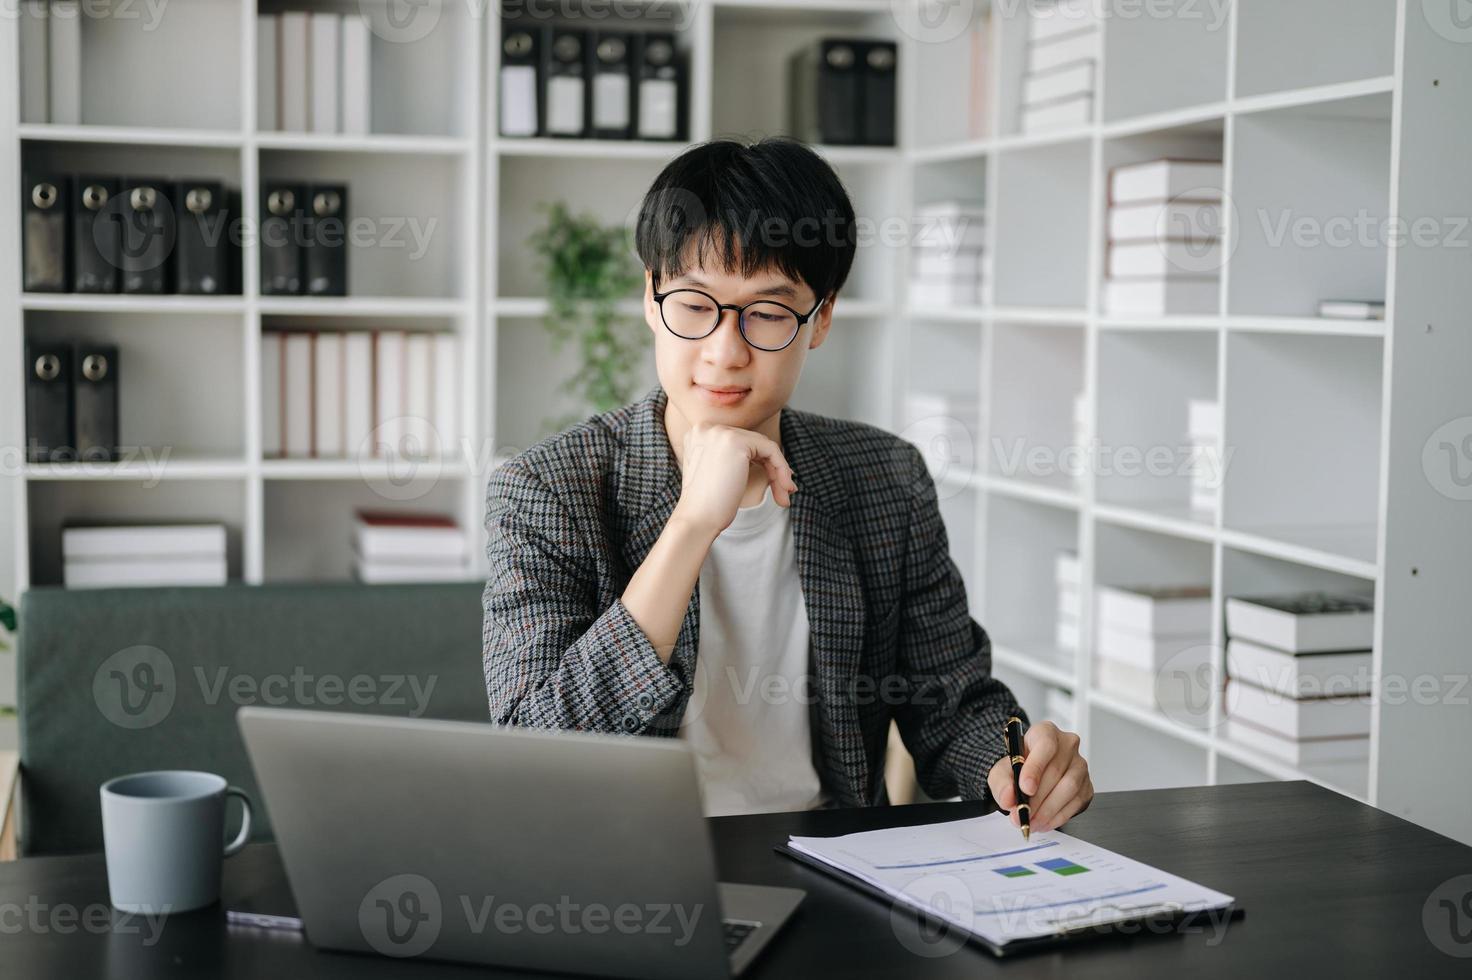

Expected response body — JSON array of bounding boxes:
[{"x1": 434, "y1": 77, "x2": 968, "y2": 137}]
[{"x1": 787, "y1": 812, "x2": 1235, "y2": 952}]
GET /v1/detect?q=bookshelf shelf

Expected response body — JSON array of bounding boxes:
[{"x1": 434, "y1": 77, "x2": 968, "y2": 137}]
[
  {"x1": 23, "y1": 455, "x2": 250, "y2": 482},
  {"x1": 1091, "y1": 502, "x2": 1215, "y2": 544},
  {"x1": 17, "y1": 124, "x2": 246, "y2": 148},
  {"x1": 256, "y1": 296, "x2": 468, "y2": 318},
  {"x1": 1088, "y1": 689, "x2": 1214, "y2": 750},
  {"x1": 993, "y1": 639, "x2": 1076, "y2": 690},
  {"x1": 496, "y1": 137, "x2": 691, "y2": 160},
  {"x1": 989, "y1": 306, "x2": 1089, "y2": 325},
  {"x1": 259, "y1": 458, "x2": 473, "y2": 481},
  {"x1": 253, "y1": 133, "x2": 471, "y2": 156},
  {"x1": 21, "y1": 294, "x2": 248, "y2": 314},
  {"x1": 2, "y1": 0, "x2": 1468, "y2": 840}
]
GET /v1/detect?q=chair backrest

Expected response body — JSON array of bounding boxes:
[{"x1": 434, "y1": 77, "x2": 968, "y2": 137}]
[{"x1": 18, "y1": 582, "x2": 487, "y2": 856}]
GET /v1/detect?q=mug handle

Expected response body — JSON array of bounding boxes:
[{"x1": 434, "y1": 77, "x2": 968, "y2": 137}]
[{"x1": 223, "y1": 786, "x2": 253, "y2": 858}]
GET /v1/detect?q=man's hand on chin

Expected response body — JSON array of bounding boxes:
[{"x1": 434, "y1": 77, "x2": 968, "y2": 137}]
[{"x1": 985, "y1": 721, "x2": 1094, "y2": 833}]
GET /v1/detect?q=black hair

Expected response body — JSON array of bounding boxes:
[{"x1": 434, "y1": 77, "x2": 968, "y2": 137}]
[{"x1": 634, "y1": 137, "x2": 857, "y2": 303}]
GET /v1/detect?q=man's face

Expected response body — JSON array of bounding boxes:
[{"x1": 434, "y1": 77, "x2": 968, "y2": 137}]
[{"x1": 644, "y1": 255, "x2": 834, "y2": 433}]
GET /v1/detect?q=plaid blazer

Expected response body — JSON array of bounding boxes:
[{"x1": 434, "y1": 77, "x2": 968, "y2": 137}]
[{"x1": 482, "y1": 383, "x2": 1027, "y2": 808}]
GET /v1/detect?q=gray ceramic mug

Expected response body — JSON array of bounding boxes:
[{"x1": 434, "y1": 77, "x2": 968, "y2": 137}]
[{"x1": 100, "y1": 770, "x2": 253, "y2": 914}]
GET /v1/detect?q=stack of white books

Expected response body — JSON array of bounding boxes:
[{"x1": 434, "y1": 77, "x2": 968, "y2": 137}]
[
  {"x1": 1223, "y1": 593, "x2": 1374, "y2": 771},
  {"x1": 263, "y1": 330, "x2": 461, "y2": 461},
  {"x1": 1186, "y1": 399, "x2": 1222, "y2": 517},
  {"x1": 258, "y1": 11, "x2": 372, "y2": 134},
  {"x1": 1020, "y1": 0, "x2": 1098, "y2": 133},
  {"x1": 902, "y1": 390, "x2": 980, "y2": 483},
  {"x1": 63, "y1": 524, "x2": 228, "y2": 589},
  {"x1": 1316, "y1": 299, "x2": 1385, "y2": 321},
  {"x1": 1093, "y1": 584, "x2": 1213, "y2": 724},
  {"x1": 1055, "y1": 551, "x2": 1081, "y2": 653},
  {"x1": 1045, "y1": 686, "x2": 1077, "y2": 730},
  {"x1": 1070, "y1": 392, "x2": 1088, "y2": 488},
  {"x1": 1104, "y1": 159, "x2": 1224, "y2": 316},
  {"x1": 910, "y1": 201, "x2": 988, "y2": 307},
  {"x1": 352, "y1": 510, "x2": 470, "y2": 584}
]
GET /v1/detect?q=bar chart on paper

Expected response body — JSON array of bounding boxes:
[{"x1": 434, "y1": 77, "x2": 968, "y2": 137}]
[{"x1": 788, "y1": 812, "x2": 1235, "y2": 948}]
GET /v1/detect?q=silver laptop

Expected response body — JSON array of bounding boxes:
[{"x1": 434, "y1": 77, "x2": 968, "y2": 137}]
[{"x1": 237, "y1": 706, "x2": 804, "y2": 978}]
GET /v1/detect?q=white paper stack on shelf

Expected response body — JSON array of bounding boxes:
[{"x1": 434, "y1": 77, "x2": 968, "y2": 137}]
[
  {"x1": 63, "y1": 525, "x2": 228, "y2": 589},
  {"x1": 1222, "y1": 592, "x2": 1374, "y2": 770},
  {"x1": 1070, "y1": 392, "x2": 1087, "y2": 488},
  {"x1": 1020, "y1": 0, "x2": 1098, "y2": 133},
  {"x1": 1316, "y1": 299, "x2": 1385, "y2": 321},
  {"x1": 910, "y1": 201, "x2": 987, "y2": 307},
  {"x1": 1104, "y1": 159, "x2": 1223, "y2": 316},
  {"x1": 1186, "y1": 399, "x2": 1221, "y2": 516},
  {"x1": 1093, "y1": 584, "x2": 1212, "y2": 724},
  {"x1": 1054, "y1": 550, "x2": 1081, "y2": 653},
  {"x1": 352, "y1": 510, "x2": 470, "y2": 583},
  {"x1": 1044, "y1": 686, "x2": 1076, "y2": 730},
  {"x1": 902, "y1": 390, "x2": 980, "y2": 483}
]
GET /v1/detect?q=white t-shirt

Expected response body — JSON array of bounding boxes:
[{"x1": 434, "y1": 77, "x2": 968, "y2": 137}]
[{"x1": 680, "y1": 484, "x2": 827, "y2": 817}]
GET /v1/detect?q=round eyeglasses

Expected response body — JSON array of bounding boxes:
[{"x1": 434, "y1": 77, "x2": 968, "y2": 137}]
[{"x1": 652, "y1": 285, "x2": 826, "y2": 352}]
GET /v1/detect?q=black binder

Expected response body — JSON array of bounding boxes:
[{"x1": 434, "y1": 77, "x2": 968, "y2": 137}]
[
  {"x1": 498, "y1": 19, "x2": 542, "y2": 137},
  {"x1": 633, "y1": 32, "x2": 683, "y2": 141},
  {"x1": 22, "y1": 173, "x2": 70, "y2": 293},
  {"x1": 176, "y1": 179, "x2": 231, "y2": 295},
  {"x1": 588, "y1": 30, "x2": 634, "y2": 140},
  {"x1": 544, "y1": 27, "x2": 588, "y2": 138},
  {"x1": 858, "y1": 40, "x2": 897, "y2": 146},
  {"x1": 260, "y1": 182, "x2": 305, "y2": 296},
  {"x1": 304, "y1": 183, "x2": 348, "y2": 296},
  {"x1": 776, "y1": 844, "x2": 1244, "y2": 958},
  {"x1": 74, "y1": 344, "x2": 119, "y2": 462},
  {"x1": 24, "y1": 343, "x2": 74, "y2": 463},
  {"x1": 788, "y1": 39, "x2": 861, "y2": 145},
  {"x1": 73, "y1": 177, "x2": 120, "y2": 293},
  {"x1": 120, "y1": 177, "x2": 174, "y2": 294}
]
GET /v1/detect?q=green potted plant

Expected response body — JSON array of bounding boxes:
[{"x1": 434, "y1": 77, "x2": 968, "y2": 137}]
[{"x1": 527, "y1": 200, "x2": 647, "y2": 433}]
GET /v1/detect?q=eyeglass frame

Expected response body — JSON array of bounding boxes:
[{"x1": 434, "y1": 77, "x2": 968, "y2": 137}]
[{"x1": 650, "y1": 278, "x2": 827, "y2": 353}]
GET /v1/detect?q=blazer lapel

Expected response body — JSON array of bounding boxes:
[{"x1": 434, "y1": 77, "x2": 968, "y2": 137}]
[{"x1": 782, "y1": 409, "x2": 869, "y2": 807}]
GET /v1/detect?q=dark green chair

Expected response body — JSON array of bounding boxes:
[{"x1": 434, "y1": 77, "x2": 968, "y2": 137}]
[{"x1": 17, "y1": 582, "x2": 487, "y2": 856}]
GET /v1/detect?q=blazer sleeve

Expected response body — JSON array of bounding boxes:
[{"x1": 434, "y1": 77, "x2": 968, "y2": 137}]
[
  {"x1": 481, "y1": 460, "x2": 685, "y2": 734},
  {"x1": 890, "y1": 445, "x2": 1029, "y2": 803}
]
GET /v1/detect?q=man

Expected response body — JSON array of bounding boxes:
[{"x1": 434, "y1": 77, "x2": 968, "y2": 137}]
[{"x1": 483, "y1": 137, "x2": 1092, "y2": 831}]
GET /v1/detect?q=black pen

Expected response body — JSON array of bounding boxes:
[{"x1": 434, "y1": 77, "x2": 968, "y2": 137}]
[{"x1": 1003, "y1": 715, "x2": 1030, "y2": 840}]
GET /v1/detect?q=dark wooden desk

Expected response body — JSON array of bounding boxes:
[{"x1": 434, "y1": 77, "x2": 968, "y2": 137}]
[{"x1": 4, "y1": 781, "x2": 1471, "y2": 977}]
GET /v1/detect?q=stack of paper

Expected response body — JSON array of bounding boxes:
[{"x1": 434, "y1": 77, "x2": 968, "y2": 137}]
[
  {"x1": 1055, "y1": 551, "x2": 1081, "y2": 653},
  {"x1": 1019, "y1": 0, "x2": 1098, "y2": 133},
  {"x1": 63, "y1": 524, "x2": 228, "y2": 589},
  {"x1": 1223, "y1": 593, "x2": 1374, "y2": 771},
  {"x1": 353, "y1": 510, "x2": 469, "y2": 583},
  {"x1": 1070, "y1": 393, "x2": 1087, "y2": 488},
  {"x1": 910, "y1": 200, "x2": 988, "y2": 307},
  {"x1": 1104, "y1": 159, "x2": 1223, "y2": 316},
  {"x1": 1044, "y1": 686, "x2": 1076, "y2": 730},
  {"x1": 903, "y1": 390, "x2": 980, "y2": 485},
  {"x1": 1094, "y1": 584, "x2": 1213, "y2": 724},
  {"x1": 1186, "y1": 399, "x2": 1222, "y2": 516},
  {"x1": 787, "y1": 812, "x2": 1235, "y2": 953}
]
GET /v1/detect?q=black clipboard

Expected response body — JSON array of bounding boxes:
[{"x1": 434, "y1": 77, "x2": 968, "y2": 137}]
[{"x1": 774, "y1": 843, "x2": 1244, "y2": 958}]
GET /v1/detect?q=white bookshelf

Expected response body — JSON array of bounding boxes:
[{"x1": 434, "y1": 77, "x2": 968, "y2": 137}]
[
  {"x1": 897, "y1": 0, "x2": 1472, "y2": 845},
  {"x1": 2, "y1": 0, "x2": 486, "y2": 591},
  {"x1": 3, "y1": 0, "x2": 1470, "y2": 843}
]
